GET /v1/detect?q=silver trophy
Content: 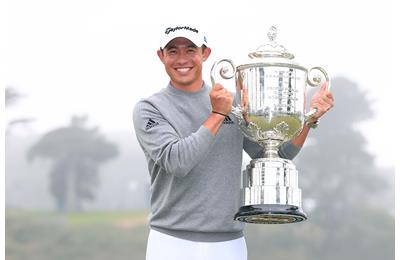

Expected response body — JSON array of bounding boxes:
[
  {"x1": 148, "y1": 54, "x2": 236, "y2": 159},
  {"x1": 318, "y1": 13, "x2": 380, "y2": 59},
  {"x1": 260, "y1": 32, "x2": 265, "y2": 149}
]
[{"x1": 211, "y1": 26, "x2": 330, "y2": 224}]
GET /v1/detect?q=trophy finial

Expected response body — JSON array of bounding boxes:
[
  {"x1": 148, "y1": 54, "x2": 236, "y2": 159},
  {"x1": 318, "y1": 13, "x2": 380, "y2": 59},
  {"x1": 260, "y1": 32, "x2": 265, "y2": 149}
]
[
  {"x1": 267, "y1": 26, "x2": 277, "y2": 42},
  {"x1": 249, "y1": 25, "x2": 294, "y2": 59}
]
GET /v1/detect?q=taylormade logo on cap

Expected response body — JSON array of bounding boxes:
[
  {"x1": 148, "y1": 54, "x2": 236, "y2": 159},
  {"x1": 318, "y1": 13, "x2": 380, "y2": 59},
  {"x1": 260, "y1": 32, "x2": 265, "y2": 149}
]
[
  {"x1": 160, "y1": 25, "x2": 208, "y2": 49},
  {"x1": 165, "y1": 26, "x2": 199, "y2": 34}
]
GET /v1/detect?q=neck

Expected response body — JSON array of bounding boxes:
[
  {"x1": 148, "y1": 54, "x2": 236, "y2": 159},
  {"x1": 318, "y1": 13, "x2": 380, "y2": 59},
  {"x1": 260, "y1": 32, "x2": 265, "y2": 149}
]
[{"x1": 171, "y1": 79, "x2": 205, "y2": 93}]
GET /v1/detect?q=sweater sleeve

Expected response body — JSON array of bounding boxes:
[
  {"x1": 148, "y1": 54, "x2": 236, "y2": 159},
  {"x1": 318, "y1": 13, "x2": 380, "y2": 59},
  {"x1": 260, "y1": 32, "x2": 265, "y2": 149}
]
[
  {"x1": 243, "y1": 137, "x2": 301, "y2": 160},
  {"x1": 243, "y1": 137, "x2": 264, "y2": 159},
  {"x1": 133, "y1": 100, "x2": 215, "y2": 178},
  {"x1": 278, "y1": 141, "x2": 301, "y2": 160}
]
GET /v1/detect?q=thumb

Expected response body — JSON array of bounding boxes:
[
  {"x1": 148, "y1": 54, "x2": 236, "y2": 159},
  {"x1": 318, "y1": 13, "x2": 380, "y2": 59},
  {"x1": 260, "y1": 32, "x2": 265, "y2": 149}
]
[
  {"x1": 318, "y1": 81, "x2": 329, "y2": 92},
  {"x1": 213, "y1": 83, "x2": 224, "y2": 90}
]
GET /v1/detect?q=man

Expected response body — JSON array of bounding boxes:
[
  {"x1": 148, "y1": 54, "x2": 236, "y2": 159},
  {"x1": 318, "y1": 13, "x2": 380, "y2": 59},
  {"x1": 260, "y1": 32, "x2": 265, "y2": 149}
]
[{"x1": 132, "y1": 25, "x2": 334, "y2": 260}]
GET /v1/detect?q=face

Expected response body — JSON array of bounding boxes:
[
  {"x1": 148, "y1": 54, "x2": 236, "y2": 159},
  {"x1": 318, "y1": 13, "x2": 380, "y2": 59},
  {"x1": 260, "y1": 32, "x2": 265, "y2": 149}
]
[{"x1": 157, "y1": 37, "x2": 211, "y2": 91}]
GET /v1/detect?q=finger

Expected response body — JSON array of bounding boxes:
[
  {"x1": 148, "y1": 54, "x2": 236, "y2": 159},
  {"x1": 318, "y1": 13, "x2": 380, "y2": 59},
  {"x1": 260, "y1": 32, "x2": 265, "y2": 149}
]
[
  {"x1": 313, "y1": 106, "x2": 325, "y2": 119},
  {"x1": 311, "y1": 102, "x2": 325, "y2": 117},
  {"x1": 214, "y1": 89, "x2": 226, "y2": 98},
  {"x1": 212, "y1": 83, "x2": 224, "y2": 91},
  {"x1": 325, "y1": 91, "x2": 334, "y2": 101},
  {"x1": 217, "y1": 92, "x2": 234, "y2": 100},
  {"x1": 315, "y1": 101, "x2": 332, "y2": 115},
  {"x1": 321, "y1": 93, "x2": 335, "y2": 107},
  {"x1": 321, "y1": 94, "x2": 332, "y2": 103},
  {"x1": 318, "y1": 81, "x2": 328, "y2": 93},
  {"x1": 242, "y1": 87, "x2": 248, "y2": 97}
]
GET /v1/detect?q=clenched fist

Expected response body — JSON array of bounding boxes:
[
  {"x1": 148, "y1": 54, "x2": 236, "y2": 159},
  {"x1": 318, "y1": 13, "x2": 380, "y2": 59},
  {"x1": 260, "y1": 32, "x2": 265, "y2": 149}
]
[
  {"x1": 209, "y1": 83, "x2": 234, "y2": 116},
  {"x1": 309, "y1": 81, "x2": 334, "y2": 122}
]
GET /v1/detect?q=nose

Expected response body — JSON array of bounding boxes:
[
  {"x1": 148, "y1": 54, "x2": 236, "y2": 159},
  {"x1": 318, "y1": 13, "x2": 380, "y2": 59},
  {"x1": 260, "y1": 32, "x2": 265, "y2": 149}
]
[{"x1": 175, "y1": 50, "x2": 190, "y2": 64}]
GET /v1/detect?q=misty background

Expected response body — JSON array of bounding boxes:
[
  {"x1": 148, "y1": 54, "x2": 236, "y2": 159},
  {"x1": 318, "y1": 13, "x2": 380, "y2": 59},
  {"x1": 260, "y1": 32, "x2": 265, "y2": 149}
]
[{"x1": 5, "y1": 0, "x2": 395, "y2": 259}]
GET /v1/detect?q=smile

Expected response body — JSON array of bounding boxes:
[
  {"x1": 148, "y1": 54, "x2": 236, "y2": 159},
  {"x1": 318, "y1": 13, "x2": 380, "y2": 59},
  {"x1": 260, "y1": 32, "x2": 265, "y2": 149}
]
[{"x1": 175, "y1": 67, "x2": 192, "y2": 73}]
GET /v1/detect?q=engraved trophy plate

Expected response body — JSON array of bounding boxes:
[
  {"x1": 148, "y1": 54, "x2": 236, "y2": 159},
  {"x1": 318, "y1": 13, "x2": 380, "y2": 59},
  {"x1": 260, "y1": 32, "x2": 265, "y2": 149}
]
[{"x1": 211, "y1": 26, "x2": 330, "y2": 224}]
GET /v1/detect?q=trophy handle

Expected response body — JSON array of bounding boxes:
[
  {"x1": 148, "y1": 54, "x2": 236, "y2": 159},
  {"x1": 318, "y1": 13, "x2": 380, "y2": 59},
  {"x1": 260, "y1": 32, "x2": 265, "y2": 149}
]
[
  {"x1": 305, "y1": 67, "x2": 330, "y2": 120},
  {"x1": 210, "y1": 59, "x2": 237, "y2": 89}
]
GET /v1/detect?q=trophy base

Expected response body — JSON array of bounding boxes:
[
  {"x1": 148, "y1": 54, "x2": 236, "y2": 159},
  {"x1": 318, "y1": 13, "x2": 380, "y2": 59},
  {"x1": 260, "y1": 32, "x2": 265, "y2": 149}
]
[{"x1": 234, "y1": 204, "x2": 307, "y2": 224}]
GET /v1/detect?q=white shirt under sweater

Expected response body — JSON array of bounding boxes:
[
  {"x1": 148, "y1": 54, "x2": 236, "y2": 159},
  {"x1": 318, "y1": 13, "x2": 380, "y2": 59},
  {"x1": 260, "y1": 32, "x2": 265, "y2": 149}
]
[{"x1": 132, "y1": 82, "x2": 300, "y2": 242}]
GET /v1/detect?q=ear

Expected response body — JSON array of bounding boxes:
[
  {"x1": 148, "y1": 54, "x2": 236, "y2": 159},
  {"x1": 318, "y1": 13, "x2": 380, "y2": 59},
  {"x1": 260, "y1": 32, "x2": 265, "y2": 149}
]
[
  {"x1": 202, "y1": 47, "x2": 212, "y2": 62},
  {"x1": 157, "y1": 49, "x2": 165, "y2": 64}
]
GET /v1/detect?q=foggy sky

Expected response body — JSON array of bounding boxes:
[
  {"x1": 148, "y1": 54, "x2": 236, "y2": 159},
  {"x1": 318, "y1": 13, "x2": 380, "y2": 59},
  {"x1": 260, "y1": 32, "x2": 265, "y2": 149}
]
[{"x1": 5, "y1": 0, "x2": 396, "y2": 169}]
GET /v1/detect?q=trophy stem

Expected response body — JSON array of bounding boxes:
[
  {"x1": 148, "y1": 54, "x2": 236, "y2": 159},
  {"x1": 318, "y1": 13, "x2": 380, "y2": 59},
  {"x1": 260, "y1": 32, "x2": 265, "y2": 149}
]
[{"x1": 262, "y1": 140, "x2": 281, "y2": 159}]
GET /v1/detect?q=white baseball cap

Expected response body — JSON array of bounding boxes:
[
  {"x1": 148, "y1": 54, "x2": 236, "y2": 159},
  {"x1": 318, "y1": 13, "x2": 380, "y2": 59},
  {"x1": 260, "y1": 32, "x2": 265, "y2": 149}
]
[{"x1": 160, "y1": 26, "x2": 208, "y2": 49}]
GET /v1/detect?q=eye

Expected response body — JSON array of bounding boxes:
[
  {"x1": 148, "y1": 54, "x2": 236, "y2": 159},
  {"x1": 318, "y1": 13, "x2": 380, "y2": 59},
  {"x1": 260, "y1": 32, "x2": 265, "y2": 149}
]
[
  {"x1": 167, "y1": 50, "x2": 177, "y2": 56},
  {"x1": 187, "y1": 47, "x2": 197, "y2": 54},
  {"x1": 166, "y1": 47, "x2": 176, "y2": 54}
]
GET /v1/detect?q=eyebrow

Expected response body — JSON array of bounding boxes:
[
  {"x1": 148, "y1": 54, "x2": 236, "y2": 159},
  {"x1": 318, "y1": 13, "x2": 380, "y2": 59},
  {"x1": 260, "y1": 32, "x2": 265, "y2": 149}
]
[{"x1": 165, "y1": 43, "x2": 198, "y2": 50}]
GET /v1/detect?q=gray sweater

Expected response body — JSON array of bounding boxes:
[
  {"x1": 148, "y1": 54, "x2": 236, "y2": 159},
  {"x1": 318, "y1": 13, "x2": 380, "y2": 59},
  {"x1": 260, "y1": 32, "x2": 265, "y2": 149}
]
[{"x1": 132, "y1": 83, "x2": 300, "y2": 242}]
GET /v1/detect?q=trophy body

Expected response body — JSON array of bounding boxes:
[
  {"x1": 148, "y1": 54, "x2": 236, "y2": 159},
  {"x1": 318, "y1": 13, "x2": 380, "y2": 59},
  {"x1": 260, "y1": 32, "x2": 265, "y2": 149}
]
[
  {"x1": 234, "y1": 64, "x2": 308, "y2": 224},
  {"x1": 211, "y1": 27, "x2": 329, "y2": 224}
]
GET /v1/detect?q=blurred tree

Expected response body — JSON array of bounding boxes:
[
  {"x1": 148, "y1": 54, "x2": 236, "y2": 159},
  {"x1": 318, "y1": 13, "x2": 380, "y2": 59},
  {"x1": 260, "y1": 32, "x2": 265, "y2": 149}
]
[
  {"x1": 245, "y1": 77, "x2": 394, "y2": 260},
  {"x1": 298, "y1": 77, "x2": 386, "y2": 210},
  {"x1": 295, "y1": 77, "x2": 393, "y2": 260},
  {"x1": 27, "y1": 115, "x2": 119, "y2": 212},
  {"x1": 5, "y1": 87, "x2": 23, "y2": 106},
  {"x1": 5, "y1": 86, "x2": 35, "y2": 134}
]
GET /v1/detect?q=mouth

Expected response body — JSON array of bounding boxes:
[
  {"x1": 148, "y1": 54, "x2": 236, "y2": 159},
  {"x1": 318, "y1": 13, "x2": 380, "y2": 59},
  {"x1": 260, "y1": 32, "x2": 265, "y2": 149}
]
[{"x1": 175, "y1": 67, "x2": 192, "y2": 74}]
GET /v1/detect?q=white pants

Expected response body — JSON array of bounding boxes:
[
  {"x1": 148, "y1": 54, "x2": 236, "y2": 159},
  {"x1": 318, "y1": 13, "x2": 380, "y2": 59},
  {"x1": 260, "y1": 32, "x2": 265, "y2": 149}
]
[{"x1": 146, "y1": 229, "x2": 247, "y2": 260}]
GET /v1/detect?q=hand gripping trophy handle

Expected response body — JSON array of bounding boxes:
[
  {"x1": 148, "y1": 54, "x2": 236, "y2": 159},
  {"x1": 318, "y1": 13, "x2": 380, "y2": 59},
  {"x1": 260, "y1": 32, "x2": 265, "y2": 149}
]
[
  {"x1": 305, "y1": 67, "x2": 331, "y2": 121},
  {"x1": 210, "y1": 59, "x2": 244, "y2": 117}
]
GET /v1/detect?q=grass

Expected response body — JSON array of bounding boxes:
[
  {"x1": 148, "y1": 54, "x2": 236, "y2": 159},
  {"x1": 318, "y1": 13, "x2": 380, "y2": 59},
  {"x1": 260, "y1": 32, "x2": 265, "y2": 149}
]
[
  {"x1": 66, "y1": 210, "x2": 149, "y2": 226},
  {"x1": 5, "y1": 207, "x2": 394, "y2": 260},
  {"x1": 5, "y1": 208, "x2": 150, "y2": 260}
]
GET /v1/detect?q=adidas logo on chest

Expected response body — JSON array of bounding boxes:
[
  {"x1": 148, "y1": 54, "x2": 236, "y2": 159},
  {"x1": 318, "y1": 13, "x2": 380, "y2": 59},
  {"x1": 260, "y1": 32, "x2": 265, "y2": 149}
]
[
  {"x1": 223, "y1": 116, "x2": 234, "y2": 125},
  {"x1": 145, "y1": 119, "x2": 159, "y2": 130}
]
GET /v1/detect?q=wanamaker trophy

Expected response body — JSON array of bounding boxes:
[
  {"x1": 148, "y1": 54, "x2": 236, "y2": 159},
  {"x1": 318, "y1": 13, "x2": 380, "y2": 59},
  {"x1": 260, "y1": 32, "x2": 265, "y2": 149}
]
[{"x1": 211, "y1": 26, "x2": 331, "y2": 224}]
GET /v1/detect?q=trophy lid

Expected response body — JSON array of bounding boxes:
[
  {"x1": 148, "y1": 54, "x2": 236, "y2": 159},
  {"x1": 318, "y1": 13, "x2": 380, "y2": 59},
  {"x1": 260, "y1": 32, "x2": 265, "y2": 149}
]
[{"x1": 248, "y1": 26, "x2": 295, "y2": 60}]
